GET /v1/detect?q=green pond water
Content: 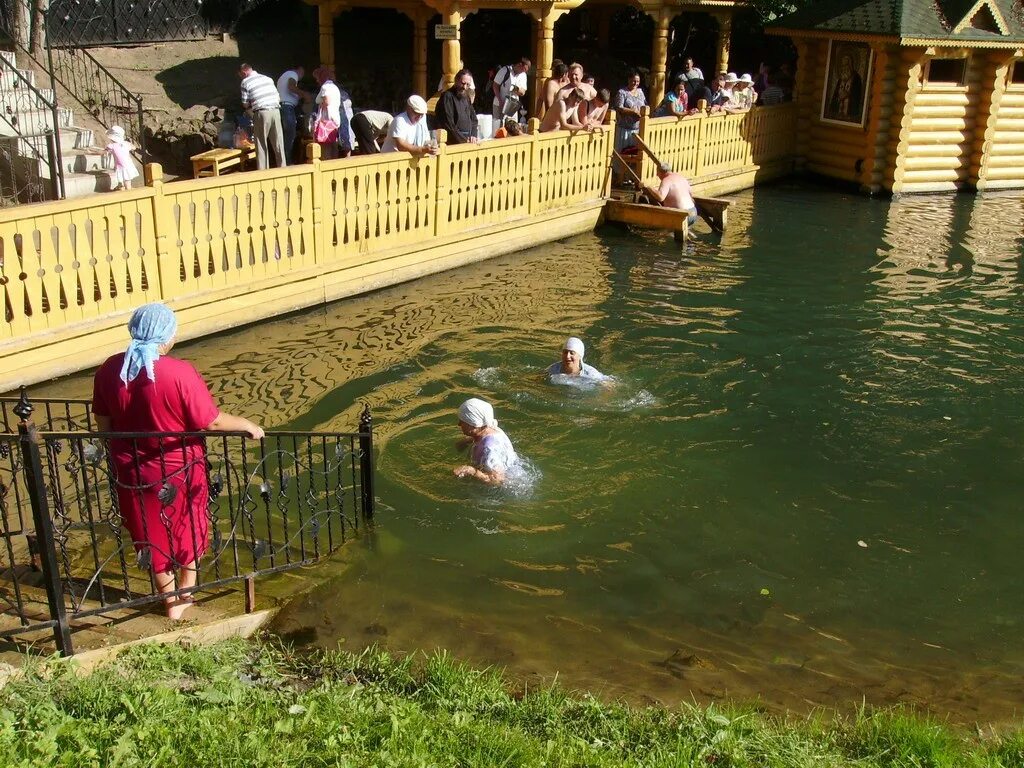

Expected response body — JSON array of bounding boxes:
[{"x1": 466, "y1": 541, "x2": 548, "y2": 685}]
[{"x1": 38, "y1": 182, "x2": 1024, "y2": 721}]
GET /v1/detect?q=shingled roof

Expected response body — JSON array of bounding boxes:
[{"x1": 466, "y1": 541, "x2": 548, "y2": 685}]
[{"x1": 768, "y1": 0, "x2": 1024, "y2": 42}]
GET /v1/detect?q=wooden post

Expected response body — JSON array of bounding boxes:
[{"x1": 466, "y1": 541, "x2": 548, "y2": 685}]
[
  {"x1": 145, "y1": 162, "x2": 178, "y2": 300},
  {"x1": 307, "y1": 142, "x2": 326, "y2": 265},
  {"x1": 440, "y1": 4, "x2": 462, "y2": 92},
  {"x1": 791, "y1": 38, "x2": 814, "y2": 172},
  {"x1": 714, "y1": 11, "x2": 732, "y2": 75},
  {"x1": 433, "y1": 129, "x2": 450, "y2": 236},
  {"x1": 529, "y1": 6, "x2": 566, "y2": 119},
  {"x1": 527, "y1": 117, "x2": 541, "y2": 214},
  {"x1": 649, "y1": 8, "x2": 672, "y2": 110},
  {"x1": 602, "y1": 111, "x2": 617, "y2": 197},
  {"x1": 318, "y1": 2, "x2": 336, "y2": 66},
  {"x1": 413, "y1": 9, "x2": 429, "y2": 97}
]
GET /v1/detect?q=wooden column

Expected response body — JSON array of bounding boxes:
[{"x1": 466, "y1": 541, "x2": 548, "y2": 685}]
[
  {"x1": 318, "y1": 2, "x2": 335, "y2": 66},
  {"x1": 649, "y1": 8, "x2": 673, "y2": 109},
  {"x1": 440, "y1": 4, "x2": 462, "y2": 91},
  {"x1": 528, "y1": 5, "x2": 568, "y2": 118},
  {"x1": 413, "y1": 9, "x2": 429, "y2": 96},
  {"x1": 791, "y1": 37, "x2": 814, "y2": 171},
  {"x1": 714, "y1": 11, "x2": 732, "y2": 75}
]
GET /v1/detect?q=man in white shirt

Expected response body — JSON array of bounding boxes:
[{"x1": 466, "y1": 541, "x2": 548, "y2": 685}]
[
  {"x1": 276, "y1": 65, "x2": 304, "y2": 165},
  {"x1": 380, "y1": 95, "x2": 437, "y2": 156},
  {"x1": 239, "y1": 62, "x2": 285, "y2": 170},
  {"x1": 492, "y1": 57, "x2": 530, "y2": 125}
]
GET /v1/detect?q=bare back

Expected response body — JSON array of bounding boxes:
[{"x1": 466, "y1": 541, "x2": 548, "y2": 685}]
[{"x1": 658, "y1": 173, "x2": 696, "y2": 211}]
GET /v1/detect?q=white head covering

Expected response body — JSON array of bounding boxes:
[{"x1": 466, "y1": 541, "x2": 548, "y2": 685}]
[
  {"x1": 563, "y1": 337, "x2": 585, "y2": 357},
  {"x1": 459, "y1": 398, "x2": 497, "y2": 429}
]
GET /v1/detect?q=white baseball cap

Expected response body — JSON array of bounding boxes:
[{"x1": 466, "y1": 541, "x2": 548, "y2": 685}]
[{"x1": 407, "y1": 95, "x2": 428, "y2": 114}]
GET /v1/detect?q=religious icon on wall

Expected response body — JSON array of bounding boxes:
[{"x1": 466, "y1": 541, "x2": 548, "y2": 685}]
[{"x1": 821, "y1": 41, "x2": 872, "y2": 126}]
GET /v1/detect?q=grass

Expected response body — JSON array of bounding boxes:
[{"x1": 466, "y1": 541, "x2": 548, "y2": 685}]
[{"x1": 0, "y1": 638, "x2": 1021, "y2": 767}]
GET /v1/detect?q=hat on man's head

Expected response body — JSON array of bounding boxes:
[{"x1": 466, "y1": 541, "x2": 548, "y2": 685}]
[
  {"x1": 725, "y1": 72, "x2": 739, "y2": 84},
  {"x1": 407, "y1": 95, "x2": 428, "y2": 114},
  {"x1": 738, "y1": 73, "x2": 754, "y2": 84}
]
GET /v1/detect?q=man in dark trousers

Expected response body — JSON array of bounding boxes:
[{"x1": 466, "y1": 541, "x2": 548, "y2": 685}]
[{"x1": 436, "y1": 69, "x2": 479, "y2": 144}]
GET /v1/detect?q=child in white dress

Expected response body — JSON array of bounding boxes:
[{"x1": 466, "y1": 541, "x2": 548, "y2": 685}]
[{"x1": 105, "y1": 126, "x2": 139, "y2": 191}]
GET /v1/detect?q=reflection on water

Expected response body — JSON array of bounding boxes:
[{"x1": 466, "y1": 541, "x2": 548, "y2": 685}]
[{"x1": 39, "y1": 184, "x2": 1024, "y2": 722}]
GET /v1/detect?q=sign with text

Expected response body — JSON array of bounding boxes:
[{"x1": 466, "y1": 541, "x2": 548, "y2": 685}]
[{"x1": 434, "y1": 24, "x2": 457, "y2": 40}]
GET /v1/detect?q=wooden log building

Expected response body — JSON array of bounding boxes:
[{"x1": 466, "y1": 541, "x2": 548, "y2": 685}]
[{"x1": 768, "y1": 0, "x2": 1024, "y2": 193}]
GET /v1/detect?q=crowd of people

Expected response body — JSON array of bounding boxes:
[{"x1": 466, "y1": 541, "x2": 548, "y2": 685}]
[{"x1": 232, "y1": 56, "x2": 794, "y2": 172}]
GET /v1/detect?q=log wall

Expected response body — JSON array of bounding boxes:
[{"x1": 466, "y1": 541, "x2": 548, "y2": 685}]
[{"x1": 977, "y1": 55, "x2": 1024, "y2": 190}]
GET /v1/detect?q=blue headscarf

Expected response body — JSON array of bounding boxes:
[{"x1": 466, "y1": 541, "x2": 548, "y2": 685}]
[{"x1": 119, "y1": 303, "x2": 178, "y2": 385}]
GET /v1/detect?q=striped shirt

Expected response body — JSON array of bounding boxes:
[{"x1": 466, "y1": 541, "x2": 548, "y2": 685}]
[{"x1": 240, "y1": 71, "x2": 280, "y2": 111}]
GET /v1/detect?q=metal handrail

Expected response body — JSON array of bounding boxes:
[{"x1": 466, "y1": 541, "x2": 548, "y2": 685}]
[
  {"x1": 0, "y1": 48, "x2": 64, "y2": 197},
  {"x1": 44, "y1": 36, "x2": 146, "y2": 163}
]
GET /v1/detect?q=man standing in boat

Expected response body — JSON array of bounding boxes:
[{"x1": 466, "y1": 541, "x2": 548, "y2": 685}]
[{"x1": 643, "y1": 162, "x2": 698, "y2": 228}]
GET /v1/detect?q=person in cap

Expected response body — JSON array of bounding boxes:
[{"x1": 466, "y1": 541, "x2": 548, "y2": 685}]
[
  {"x1": 643, "y1": 162, "x2": 698, "y2": 228},
  {"x1": 105, "y1": 125, "x2": 139, "y2": 191},
  {"x1": 453, "y1": 398, "x2": 518, "y2": 484},
  {"x1": 380, "y1": 95, "x2": 437, "y2": 155},
  {"x1": 547, "y1": 337, "x2": 607, "y2": 380},
  {"x1": 92, "y1": 303, "x2": 264, "y2": 620}
]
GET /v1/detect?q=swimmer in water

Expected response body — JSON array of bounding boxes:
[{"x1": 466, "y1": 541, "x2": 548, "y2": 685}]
[
  {"x1": 547, "y1": 337, "x2": 609, "y2": 381},
  {"x1": 453, "y1": 398, "x2": 519, "y2": 485}
]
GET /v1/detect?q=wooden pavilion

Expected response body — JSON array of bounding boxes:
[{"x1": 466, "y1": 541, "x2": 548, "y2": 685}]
[
  {"x1": 768, "y1": 0, "x2": 1024, "y2": 193},
  {"x1": 305, "y1": 0, "x2": 740, "y2": 114}
]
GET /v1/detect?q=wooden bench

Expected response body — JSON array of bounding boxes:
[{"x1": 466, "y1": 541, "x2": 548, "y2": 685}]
[{"x1": 191, "y1": 146, "x2": 257, "y2": 178}]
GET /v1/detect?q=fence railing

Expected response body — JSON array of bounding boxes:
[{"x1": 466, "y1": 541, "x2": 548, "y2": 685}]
[
  {"x1": 0, "y1": 107, "x2": 799, "y2": 391},
  {"x1": 0, "y1": 390, "x2": 375, "y2": 655},
  {"x1": 637, "y1": 103, "x2": 798, "y2": 186}
]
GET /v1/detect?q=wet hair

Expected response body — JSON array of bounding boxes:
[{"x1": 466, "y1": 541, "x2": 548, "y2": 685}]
[
  {"x1": 552, "y1": 62, "x2": 569, "y2": 78},
  {"x1": 597, "y1": 88, "x2": 611, "y2": 103}
]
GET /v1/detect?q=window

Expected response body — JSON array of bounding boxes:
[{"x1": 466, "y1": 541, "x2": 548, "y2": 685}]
[
  {"x1": 927, "y1": 58, "x2": 967, "y2": 85},
  {"x1": 1011, "y1": 60, "x2": 1024, "y2": 85}
]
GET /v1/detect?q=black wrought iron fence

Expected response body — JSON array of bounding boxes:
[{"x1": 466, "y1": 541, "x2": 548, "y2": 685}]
[
  {"x1": 0, "y1": 391, "x2": 375, "y2": 655},
  {"x1": 0, "y1": 52, "x2": 65, "y2": 199}
]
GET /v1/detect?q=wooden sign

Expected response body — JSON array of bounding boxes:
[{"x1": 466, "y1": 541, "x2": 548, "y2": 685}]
[{"x1": 434, "y1": 24, "x2": 457, "y2": 40}]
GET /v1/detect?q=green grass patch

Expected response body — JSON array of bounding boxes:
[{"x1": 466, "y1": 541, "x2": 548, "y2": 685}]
[{"x1": 0, "y1": 638, "x2": 1020, "y2": 767}]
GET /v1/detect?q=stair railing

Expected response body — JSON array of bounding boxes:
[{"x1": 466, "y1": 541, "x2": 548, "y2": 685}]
[
  {"x1": 0, "y1": 51, "x2": 64, "y2": 198},
  {"x1": 45, "y1": 37, "x2": 146, "y2": 163}
]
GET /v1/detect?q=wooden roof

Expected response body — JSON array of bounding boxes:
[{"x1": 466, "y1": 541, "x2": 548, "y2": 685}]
[{"x1": 768, "y1": 0, "x2": 1024, "y2": 45}]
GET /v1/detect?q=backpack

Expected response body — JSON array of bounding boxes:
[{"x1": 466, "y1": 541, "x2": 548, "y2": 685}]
[{"x1": 486, "y1": 64, "x2": 513, "y2": 106}]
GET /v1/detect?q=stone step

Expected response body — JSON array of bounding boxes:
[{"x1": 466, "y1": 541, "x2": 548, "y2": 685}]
[
  {"x1": 60, "y1": 146, "x2": 112, "y2": 174},
  {"x1": 0, "y1": 50, "x2": 16, "y2": 68},
  {"x1": 0, "y1": 68, "x2": 37, "y2": 90},
  {"x1": 0, "y1": 85, "x2": 55, "y2": 112},
  {"x1": 61, "y1": 169, "x2": 119, "y2": 198},
  {"x1": 60, "y1": 126, "x2": 94, "y2": 151},
  {"x1": 0, "y1": 105, "x2": 73, "y2": 136}
]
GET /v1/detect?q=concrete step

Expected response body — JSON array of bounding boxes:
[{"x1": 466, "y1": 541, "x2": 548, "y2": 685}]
[
  {"x1": 62, "y1": 169, "x2": 119, "y2": 198},
  {"x1": 0, "y1": 85, "x2": 55, "y2": 112},
  {"x1": 0, "y1": 105, "x2": 73, "y2": 136},
  {"x1": 60, "y1": 126, "x2": 94, "y2": 151},
  {"x1": 0, "y1": 50, "x2": 16, "y2": 69},
  {"x1": 0, "y1": 69, "x2": 37, "y2": 90},
  {"x1": 60, "y1": 146, "x2": 112, "y2": 173}
]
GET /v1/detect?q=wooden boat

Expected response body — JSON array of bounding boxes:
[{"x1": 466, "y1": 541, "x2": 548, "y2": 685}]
[{"x1": 603, "y1": 194, "x2": 730, "y2": 238}]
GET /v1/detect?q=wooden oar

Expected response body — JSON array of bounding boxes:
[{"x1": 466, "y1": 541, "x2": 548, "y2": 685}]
[
  {"x1": 632, "y1": 136, "x2": 724, "y2": 233},
  {"x1": 611, "y1": 149, "x2": 661, "y2": 207}
]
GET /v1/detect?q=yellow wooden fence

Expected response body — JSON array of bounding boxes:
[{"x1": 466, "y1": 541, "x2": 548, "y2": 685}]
[
  {"x1": 0, "y1": 107, "x2": 796, "y2": 390},
  {"x1": 638, "y1": 103, "x2": 798, "y2": 188}
]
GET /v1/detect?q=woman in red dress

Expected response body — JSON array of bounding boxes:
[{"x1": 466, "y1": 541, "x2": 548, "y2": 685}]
[{"x1": 92, "y1": 303, "x2": 264, "y2": 619}]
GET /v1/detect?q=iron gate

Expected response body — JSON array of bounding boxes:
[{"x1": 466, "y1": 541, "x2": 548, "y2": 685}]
[{"x1": 0, "y1": 390, "x2": 375, "y2": 655}]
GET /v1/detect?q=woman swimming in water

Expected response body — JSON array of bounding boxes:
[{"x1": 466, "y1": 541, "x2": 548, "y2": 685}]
[{"x1": 453, "y1": 398, "x2": 518, "y2": 485}]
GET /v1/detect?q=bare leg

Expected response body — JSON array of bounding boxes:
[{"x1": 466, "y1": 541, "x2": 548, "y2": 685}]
[{"x1": 155, "y1": 562, "x2": 198, "y2": 620}]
